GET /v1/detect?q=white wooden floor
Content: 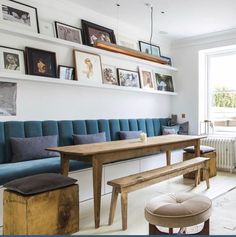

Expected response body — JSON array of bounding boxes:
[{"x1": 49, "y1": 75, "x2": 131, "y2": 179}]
[{"x1": 1, "y1": 172, "x2": 236, "y2": 235}]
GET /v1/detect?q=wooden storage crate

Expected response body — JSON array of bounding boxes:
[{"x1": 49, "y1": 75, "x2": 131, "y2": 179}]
[
  {"x1": 183, "y1": 151, "x2": 217, "y2": 180},
  {"x1": 3, "y1": 184, "x2": 79, "y2": 235}
]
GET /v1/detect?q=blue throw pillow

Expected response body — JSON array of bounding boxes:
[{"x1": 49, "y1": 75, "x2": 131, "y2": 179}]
[
  {"x1": 73, "y1": 132, "x2": 106, "y2": 145},
  {"x1": 119, "y1": 131, "x2": 142, "y2": 140},
  {"x1": 162, "y1": 125, "x2": 180, "y2": 135},
  {"x1": 10, "y1": 135, "x2": 59, "y2": 163}
]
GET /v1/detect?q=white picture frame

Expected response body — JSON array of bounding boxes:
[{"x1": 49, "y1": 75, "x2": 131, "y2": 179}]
[
  {"x1": 154, "y1": 72, "x2": 174, "y2": 92},
  {"x1": 139, "y1": 67, "x2": 155, "y2": 90},
  {"x1": 0, "y1": 0, "x2": 40, "y2": 33},
  {"x1": 0, "y1": 46, "x2": 25, "y2": 74},
  {"x1": 102, "y1": 64, "x2": 118, "y2": 85},
  {"x1": 73, "y1": 50, "x2": 102, "y2": 85}
]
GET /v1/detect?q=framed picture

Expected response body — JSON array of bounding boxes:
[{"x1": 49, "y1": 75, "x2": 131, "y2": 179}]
[
  {"x1": 155, "y1": 73, "x2": 174, "y2": 92},
  {"x1": 139, "y1": 41, "x2": 161, "y2": 57},
  {"x1": 117, "y1": 68, "x2": 140, "y2": 88},
  {"x1": 139, "y1": 67, "x2": 155, "y2": 90},
  {"x1": 0, "y1": 81, "x2": 16, "y2": 116},
  {"x1": 0, "y1": 0, "x2": 39, "y2": 33},
  {"x1": 25, "y1": 47, "x2": 57, "y2": 78},
  {"x1": 58, "y1": 65, "x2": 75, "y2": 80},
  {"x1": 160, "y1": 55, "x2": 172, "y2": 66},
  {"x1": 55, "y1": 21, "x2": 82, "y2": 44},
  {"x1": 73, "y1": 50, "x2": 102, "y2": 85},
  {"x1": 102, "y1": 64, "x2": 118, "y2": 85},
  {"x1": 0, "y1": 46, "x2": 25, "y2": 74},
  {"x1": 81, "y1": 19, "x2": 116, "y2": 46}
]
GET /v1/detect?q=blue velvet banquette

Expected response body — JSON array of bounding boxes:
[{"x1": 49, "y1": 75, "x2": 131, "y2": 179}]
[{"x1": 0, "y1": 118, "x2": 170, "y2": 185}]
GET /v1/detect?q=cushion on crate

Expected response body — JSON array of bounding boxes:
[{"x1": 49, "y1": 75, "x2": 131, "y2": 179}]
[
  {"x1": 119, "y1": 130, "x2": 142, "y2": 140},
  {"x1": 184, "y1": 145, "x2": 216, "y2": 154},
  {"x1": 4, "y1": 173, "x2": 77, "y2": 195},
  {"x1": 10, "y1": 135, "x2": 59, "y2": 163},
  {"x1": 162, "y1": 125, "x2": 180, "y2": 135},
  {"x1": 73, "y1": 132, "x2": 106, "y2": 144}
]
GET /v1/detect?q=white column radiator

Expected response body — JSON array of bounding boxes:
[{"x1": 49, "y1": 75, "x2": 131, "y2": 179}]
[{"x1": 201, "y1": 137, "x2": 236, "y2": 172}]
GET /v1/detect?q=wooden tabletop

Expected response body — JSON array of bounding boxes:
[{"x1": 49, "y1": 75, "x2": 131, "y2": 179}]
[{"x1": 48, "y1": 134, "x2": 205, "y2": 156}]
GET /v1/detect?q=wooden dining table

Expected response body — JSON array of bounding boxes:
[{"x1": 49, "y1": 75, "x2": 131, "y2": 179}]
[{"x1": 48, "y1": 134, "x2": 205, "y2": 229}]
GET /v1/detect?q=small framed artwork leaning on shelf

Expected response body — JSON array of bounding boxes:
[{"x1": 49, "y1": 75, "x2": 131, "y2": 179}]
[
  {"x1": 81, "y1": 19, "x2": 116, "y2": 46},
  {"x1": 0, "y1": 46, "x2": 25, "y2": 74},
  {"x1": 58, "y1": 65, "x2": 75, "y2": 80},
  {"x1": 25, "y1": 47, "x2": 57, "y2": 78},
  {"x1": 0, "y1": 0, "x2": 40, "y2": 33},
  {"x1": 139, "y1": 67, "x2": 155, "y2": 90},
  {"x1": 102, "y1": 64, "x2": 118, "y2": 85},
  {"x1": 73, "y1": 50, "x2": 103, "y2": 85},
  {"x1": 154, "y1": 73, "x2": 174, "y2": 92},
  {"x1": 117, "y1": 68, "x2": 140, "y2": 88},
  {"x1": 55, "y1": 21, "x2": 82, "y2": 44},
  {"x1": 139, "y1": 41, "x2": 161, "y2": 57},
  {"x1": 160, "y1": 55, "x2": 172, "y2": 66}
]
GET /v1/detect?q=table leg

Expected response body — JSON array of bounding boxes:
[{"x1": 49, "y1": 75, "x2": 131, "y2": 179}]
[
  {"x1": 60, "y1": 155, "x2": 69, "y2": 176},
  {"x1": 194, "y1": 139, "x2": 201, "y2": 157},
  {"x1": 92, "y1": 158, "x2": 103, "y2": 228},
  {"x1": 166, "y1": 150, "x2": 171, "y2": 165}
]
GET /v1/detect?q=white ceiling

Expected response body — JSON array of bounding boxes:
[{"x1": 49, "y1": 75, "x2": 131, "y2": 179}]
[{"x1": 72, "y1": 0, "x2": 236, "y2": 40}]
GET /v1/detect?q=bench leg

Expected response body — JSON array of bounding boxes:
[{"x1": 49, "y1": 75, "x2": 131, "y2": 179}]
[
  {"x1": 121, "y1": 191, "x2": 128, "y2": 230},
  {"x1": 108, "y1": 187, "x2": 119, "y2": 225},
  {"x1": 204, "y1": 168, "x2": 210, "y2": 189},
  {"x1": 194, "y1": 168, "x2": 200, "y2": 187}
]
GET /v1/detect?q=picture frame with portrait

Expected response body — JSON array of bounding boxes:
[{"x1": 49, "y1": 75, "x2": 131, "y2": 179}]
[
  {"x1": 139, "y1": 67, "x2": 155, "y2": 90},
  {"x1": 55, "y1": 21, "x2": 82, "y2": 44},
  {"x1": 0, "y1": 0, "x2": 39, "y2": 33},
  {"x1": 0, "y1": 46, "x2": 25, "y2": 74},
  {"x1": 155, "y1": 73, "x2": 174, "y2": 92},
  {"x1": 81, "y1": 19, "x2": 116, "y2": 47},
  {"x1": 25, "y1": 47, "x2": 57, "y2": 78},
  {"x1": 139, "y1": 41, "x2": 161, "y2": 57},
  {"x1": 58, "y1": 65, "x2": 75, "y2": 80},
  {"x1": 102, "y1": 64, "x2": 118, "y2": 86},
  {"x1": 117, "y1": 68, "x2": 140, "y2": 88},
  {"x1": 73, "y1": 49, "x2": 102, "y2": 85}
]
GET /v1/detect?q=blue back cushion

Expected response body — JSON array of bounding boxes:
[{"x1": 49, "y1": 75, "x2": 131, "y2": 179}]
[{"x1": 0, "y1": 118, "x2": 168, "y2": 164}]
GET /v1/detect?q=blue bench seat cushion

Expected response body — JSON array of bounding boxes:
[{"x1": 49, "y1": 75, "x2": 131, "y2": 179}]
[
  {"x1": 10, "y1": 135, "x2": 59, "y2": 162},
  {"x1": 0, "y1": 157, "x2": 91, "y2": 186},
  {"x1": 184, "y1": 145, "x2": 216, "y2": 154}
]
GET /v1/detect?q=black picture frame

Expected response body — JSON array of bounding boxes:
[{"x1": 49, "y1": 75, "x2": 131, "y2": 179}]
[
  {"x1": 81, "y1": 19, "x2": 116, "y2": 47},
  {"x1": 160, "y1": 55, "x2": 172, "y2": 66},
  {"x1": 25, "y1": 47, "x2": 57, "y2": 78},
  {"x1": 139, "y1": 41, "x2": 161, "y2": 57},
  {"x1": 58, "y1": 65, "x2": 75, "y2": 80},
  {"x1": 117, "y1": 68, "x2": 140, "y2": 88},
  {"x1": 1, "y1": 0, "x2": 40, "y2": 33},
  {"x1": 55, "y1": 21, "x2": 82, "y2": 44}
]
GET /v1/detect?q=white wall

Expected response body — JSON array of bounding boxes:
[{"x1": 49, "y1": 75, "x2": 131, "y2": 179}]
[
  {"x1": 0, "y1": 0, "x2": 173, "y2": 121},
  {"x1": 171, "y1": 29, "x2": 236, "y2": 134}
]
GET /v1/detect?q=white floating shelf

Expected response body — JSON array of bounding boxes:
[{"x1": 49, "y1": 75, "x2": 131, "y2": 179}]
[
  {"x1": 0, "y1": 72, "x2": 177, "y2": 96},
  {"x1": 0, "y1": 25, "x2": 178, "y2": 72}
]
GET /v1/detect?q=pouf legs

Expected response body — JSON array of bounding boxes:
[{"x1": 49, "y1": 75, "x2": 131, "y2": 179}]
[{"x1": 149, "y1": 220, "x2": 210, "y2": 235}]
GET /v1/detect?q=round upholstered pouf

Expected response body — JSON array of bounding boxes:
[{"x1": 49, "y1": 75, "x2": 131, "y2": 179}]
[{"x1": 145, "y1": 193, "x2": 212, "y2": 235}]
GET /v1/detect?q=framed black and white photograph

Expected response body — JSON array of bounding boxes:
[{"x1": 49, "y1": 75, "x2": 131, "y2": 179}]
[
  {"x1": 58, "y1": 65, "x2": 75, "y2": 80},
  {"x1": 155, "y1": 73, "x2": 174, "y2": 92},
  {"x1": 102, "y1": 64, "x2": 118, "y2": 85},
  {"x1": 25, "y1": 47, "x2": 57, "y2": 78},
  {"x1": 0, "y1": 81, "x2": 16, "y2": 116},
  {"x1": 139, "y1": 67, "x2": 155, "y2": 90},
  {"x1": 139, "y1": 41, "x2": 161, "y2": 57},
  {"x1": 81, "y1": 19, "x2": 116, "y2": 46},
  {"x1": 74, "y1": 50, "x2": 102, "y2": 85},
  {"x1": 0, "y1": 0, "x2": 39, "y2": 33},
  {"x1": 160, "y1": 55, "x2": 172, "y2": 66},
  {"x1": 0, "y1": 46, "x2": 25, "y2": 74},
  {"x1": 55, "y1": 21, "x2": 82, "y2": 44},
  {"x1": 117, "y1": 68, "x2": 140, "y2": 88}
]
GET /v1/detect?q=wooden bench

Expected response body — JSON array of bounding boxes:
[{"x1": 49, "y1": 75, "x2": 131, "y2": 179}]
[{"x1": 107, "y1": 157, "x2": 210, "y2": 230}]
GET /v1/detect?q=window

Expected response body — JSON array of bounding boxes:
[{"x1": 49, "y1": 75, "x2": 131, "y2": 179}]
[{"x1": 207, "y1": 51, "x2": 236, "y2": 133}]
